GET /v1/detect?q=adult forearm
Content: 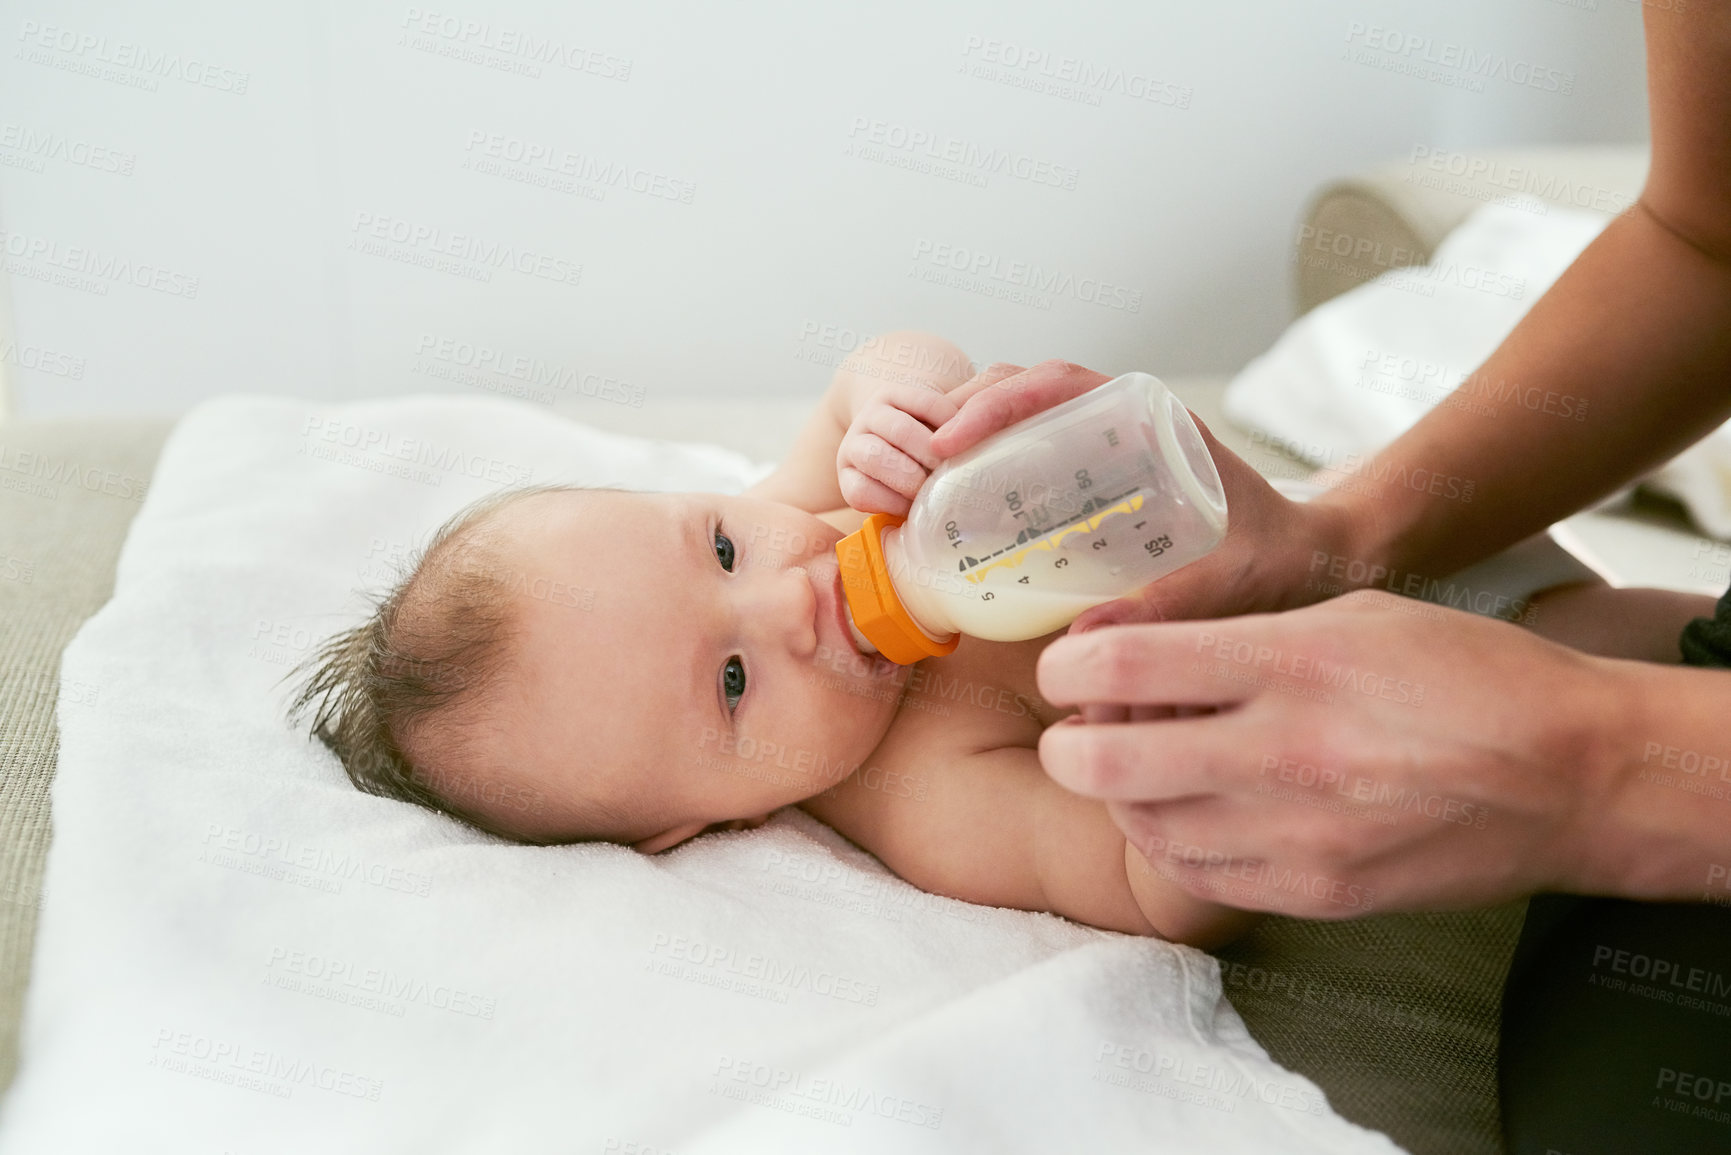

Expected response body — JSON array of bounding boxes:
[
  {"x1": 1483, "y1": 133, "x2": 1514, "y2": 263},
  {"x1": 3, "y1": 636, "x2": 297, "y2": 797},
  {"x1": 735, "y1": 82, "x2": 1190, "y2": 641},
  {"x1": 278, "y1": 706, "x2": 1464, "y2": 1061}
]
[
  {"x1": 1317, "y1": 201, "x2": 1731, "y2": 581},
  {"x1": 1576, "y1": 656, "x2": 1731, "y2": 903}
]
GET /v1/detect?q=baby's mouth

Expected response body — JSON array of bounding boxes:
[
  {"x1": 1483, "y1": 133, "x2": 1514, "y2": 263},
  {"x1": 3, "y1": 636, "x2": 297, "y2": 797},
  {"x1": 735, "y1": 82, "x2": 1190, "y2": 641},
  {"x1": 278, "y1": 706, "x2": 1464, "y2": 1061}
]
[
  {"x1": 841, "y1": 594, "x2": 877, "y2": 656},
  {"x1": 824, "y1": 564, "x2": 877, "y2": 656}
]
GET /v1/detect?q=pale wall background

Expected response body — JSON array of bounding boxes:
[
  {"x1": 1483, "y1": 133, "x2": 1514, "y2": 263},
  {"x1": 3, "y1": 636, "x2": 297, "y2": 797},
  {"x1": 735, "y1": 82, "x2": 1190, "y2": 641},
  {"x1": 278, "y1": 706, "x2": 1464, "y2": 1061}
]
[{"x1": 0, "y1": 0, "x2": 1649, "y2": 418}]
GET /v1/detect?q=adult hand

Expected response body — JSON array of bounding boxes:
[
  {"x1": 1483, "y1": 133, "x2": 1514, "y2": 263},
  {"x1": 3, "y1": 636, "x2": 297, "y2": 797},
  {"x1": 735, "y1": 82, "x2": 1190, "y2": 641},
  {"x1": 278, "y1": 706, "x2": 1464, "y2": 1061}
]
[
  {"x1": 927, "y1": 358, "x2": 1107, "y2": 457},
  {"x1": 1063, "y1": 433, "x2": 1351, "y2": 644},
  {"x1": 1036, "y1": 590, "x2": 1632, "y2": 917}
]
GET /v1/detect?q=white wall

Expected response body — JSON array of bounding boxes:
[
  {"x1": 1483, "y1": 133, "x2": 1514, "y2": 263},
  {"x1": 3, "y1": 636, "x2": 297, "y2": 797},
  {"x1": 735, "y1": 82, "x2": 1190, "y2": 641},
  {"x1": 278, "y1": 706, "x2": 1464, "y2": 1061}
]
[{"x1": 0, "y1": 0, "x2": 1648, "y2": 418}]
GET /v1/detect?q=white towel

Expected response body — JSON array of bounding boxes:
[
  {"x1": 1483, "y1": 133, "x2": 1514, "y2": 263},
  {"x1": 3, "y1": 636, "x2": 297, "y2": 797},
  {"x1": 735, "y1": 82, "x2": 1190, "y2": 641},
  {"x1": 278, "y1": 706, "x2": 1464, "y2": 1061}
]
[
  {"x1": 1224, "y1": 202, "x2": 1731, "y2": 540},
  {"x1": 0, "y1": 395, "x2": 1407, "y2": 1154}
]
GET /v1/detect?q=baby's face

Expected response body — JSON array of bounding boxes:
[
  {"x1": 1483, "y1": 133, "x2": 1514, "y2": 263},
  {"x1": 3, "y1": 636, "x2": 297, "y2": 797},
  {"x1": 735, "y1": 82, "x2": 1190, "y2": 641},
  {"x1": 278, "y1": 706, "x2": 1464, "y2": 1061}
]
[{"x1": 464, "y1": 489, "x2": 907, "y2": 851}]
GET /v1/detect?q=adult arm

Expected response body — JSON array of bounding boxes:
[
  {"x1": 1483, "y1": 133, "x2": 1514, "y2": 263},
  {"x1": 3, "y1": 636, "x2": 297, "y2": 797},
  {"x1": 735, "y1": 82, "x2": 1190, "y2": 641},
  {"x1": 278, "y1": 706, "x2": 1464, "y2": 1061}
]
[
  {"x1": 932, "y1": 4, "x2": 1731, "y2": 631},
  {"x1": 1320, "y1": 1, "x2": 1731, "y2": 583}
]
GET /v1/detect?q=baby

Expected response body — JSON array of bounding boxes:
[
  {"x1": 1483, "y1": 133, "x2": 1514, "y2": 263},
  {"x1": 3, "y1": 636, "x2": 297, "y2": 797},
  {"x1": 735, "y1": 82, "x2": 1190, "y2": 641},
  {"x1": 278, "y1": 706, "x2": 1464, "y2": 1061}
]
[{"x1": 291, "y1": 331, "x2": 1260, "y2": 949}]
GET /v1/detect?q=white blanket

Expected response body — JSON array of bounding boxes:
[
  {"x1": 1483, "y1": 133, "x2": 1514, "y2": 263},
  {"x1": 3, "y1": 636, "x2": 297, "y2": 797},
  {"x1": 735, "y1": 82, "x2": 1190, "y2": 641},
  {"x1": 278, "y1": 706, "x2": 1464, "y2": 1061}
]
[
  {"x1": 1224, "y1": 202, "x2": 1731, "y2": 539},
  {"x1": 0, "y1": 395, "x2": 1406, "y2": 1154}
]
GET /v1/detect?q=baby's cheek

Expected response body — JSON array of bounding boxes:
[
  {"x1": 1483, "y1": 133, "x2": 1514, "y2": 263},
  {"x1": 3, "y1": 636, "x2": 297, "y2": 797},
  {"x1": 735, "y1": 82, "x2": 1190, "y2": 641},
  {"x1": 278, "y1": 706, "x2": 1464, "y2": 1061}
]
[{"x1": 808, "y1": 644, "x2": 906, "y2": 700}]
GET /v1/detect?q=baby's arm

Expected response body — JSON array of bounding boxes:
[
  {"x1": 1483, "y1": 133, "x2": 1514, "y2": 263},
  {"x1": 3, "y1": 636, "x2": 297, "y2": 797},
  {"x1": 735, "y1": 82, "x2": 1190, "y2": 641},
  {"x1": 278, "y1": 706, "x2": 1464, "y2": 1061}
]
[
  {"x1": 745, "y1": 331, "x2": 974, "y2": 514},
  {"x1": 828, "y1": 737, "x2": 1258, "y2": 949}
]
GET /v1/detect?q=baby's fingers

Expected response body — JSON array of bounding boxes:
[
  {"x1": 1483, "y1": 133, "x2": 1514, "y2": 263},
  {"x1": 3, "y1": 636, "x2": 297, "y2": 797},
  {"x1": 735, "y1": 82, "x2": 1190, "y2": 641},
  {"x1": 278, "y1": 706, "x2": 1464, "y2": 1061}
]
[
  {"x1": 938, "y1": 362, "x2": 1027, "y2": 414},
  {"x1": 881, "y1": 381, "x2": 964, "y2": 434},
  {"x1": 838, "y1": 464, "x2": 913, "y2": 517},
  {"x1": 861, "y1": 402, "x2": 945, "y2": 472},
  {"x1": 842, "y1": 432, "x2": 928, "y2": 502}
]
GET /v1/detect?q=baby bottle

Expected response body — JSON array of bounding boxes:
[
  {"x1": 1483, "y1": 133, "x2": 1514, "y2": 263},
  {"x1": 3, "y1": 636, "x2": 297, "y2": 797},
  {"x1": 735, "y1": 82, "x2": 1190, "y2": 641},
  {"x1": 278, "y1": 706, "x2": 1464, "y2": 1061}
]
[{"x1": 835, "y1": 372, "x2": 1228, "y2": 664}]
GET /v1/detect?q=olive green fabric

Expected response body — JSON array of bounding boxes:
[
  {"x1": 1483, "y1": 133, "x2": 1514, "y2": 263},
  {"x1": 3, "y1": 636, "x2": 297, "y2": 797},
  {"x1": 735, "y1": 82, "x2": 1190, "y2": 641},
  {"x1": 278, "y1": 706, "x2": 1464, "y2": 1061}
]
[
  {"x1": 1218, "y1": 904, "x2": 1528, "y2": 1155},
  {"x1": 0, "y1": 416, "x2": 172, "y2": 1096}
]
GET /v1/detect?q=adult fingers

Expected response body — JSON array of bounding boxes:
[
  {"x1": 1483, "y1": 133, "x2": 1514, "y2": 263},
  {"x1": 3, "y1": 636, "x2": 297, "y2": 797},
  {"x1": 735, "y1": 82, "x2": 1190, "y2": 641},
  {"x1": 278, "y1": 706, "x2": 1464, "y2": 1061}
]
[
  {"x1": 929, "y1": 359, "x2": 1106, "y2": 457},
  {"x1": 1068, "y1": 420, "x2": 1300, "y2": 634},
  {"x1": 1107, "y1": 800, "x2": 1267, "y2": 882},
  {"x1": 932, "y1": 361, "x2": 1026, "y2": 416},
  {"x1": 1079, "y1": 703, "x2": 1182, "y2": 724},
  {"x1": 882, "y1": 382, "x2": 965, "y2": 433},
  {"x1": 1037, "y1": 710, "x2": 1269, "y2": 802},
  {"x1": 1037, "y1": 620, "x2": 1269, "y2": 708},
  {"x1": 1108, "y1": 800, "x2": 1366, "y2": 917}
]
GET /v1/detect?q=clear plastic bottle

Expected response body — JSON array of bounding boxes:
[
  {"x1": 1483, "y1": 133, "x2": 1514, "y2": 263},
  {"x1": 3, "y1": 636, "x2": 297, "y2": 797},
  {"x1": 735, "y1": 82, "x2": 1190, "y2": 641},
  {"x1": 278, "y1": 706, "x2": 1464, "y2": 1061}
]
[{"x1": 836, "y1": 372, "x2": 1228, "y2": 664}]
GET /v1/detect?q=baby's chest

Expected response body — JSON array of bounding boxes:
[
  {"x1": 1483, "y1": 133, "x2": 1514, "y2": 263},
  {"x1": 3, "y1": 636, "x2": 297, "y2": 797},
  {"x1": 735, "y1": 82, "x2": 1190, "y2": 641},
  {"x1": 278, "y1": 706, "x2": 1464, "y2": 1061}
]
[{"x1": 893, "y1": 632, "x2": 1071, "y2": 749}]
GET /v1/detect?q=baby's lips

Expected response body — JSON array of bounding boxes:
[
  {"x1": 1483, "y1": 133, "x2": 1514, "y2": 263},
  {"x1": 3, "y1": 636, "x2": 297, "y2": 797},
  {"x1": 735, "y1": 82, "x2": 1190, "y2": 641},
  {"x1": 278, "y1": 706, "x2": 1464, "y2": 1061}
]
[{"x1": 803, "y1": 556, "x2": 864, "y2": 658}]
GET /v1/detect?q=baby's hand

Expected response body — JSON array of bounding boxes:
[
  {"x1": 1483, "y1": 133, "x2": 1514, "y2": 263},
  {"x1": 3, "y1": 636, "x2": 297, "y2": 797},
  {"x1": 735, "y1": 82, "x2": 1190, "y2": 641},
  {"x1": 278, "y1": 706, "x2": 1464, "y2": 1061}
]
[{"x1": 836, "y1": 364, "x2": 1023, "y2": 516}]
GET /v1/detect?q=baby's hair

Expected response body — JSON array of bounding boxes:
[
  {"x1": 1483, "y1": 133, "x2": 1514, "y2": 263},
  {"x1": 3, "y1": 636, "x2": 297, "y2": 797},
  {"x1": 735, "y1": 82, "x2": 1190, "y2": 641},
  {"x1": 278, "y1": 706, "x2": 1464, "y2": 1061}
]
[{"x1": 286, "y1": 482, "x2": 629, "y2": 844}]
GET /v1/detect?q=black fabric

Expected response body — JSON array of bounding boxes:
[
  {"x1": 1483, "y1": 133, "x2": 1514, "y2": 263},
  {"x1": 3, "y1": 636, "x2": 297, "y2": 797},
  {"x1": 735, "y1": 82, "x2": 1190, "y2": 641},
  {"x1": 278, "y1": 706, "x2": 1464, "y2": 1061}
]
[
  {"x1": 1500, "y1": 897, "x2": 1731, "y2": 1155},
  {"x1": 1679, "y1": 582, "x2": 1731, "y2": 668},
  {"x1": 1498, "y1": 591, "x2": 1731, "y2": 1155}
]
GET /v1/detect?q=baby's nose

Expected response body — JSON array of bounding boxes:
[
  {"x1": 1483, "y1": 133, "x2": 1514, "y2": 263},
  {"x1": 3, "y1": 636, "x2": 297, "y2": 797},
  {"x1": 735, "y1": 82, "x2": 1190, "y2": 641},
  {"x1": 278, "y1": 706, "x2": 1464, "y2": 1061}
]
[{"x1": 741, "y1": 564, "x2": 818, "y2": 651}]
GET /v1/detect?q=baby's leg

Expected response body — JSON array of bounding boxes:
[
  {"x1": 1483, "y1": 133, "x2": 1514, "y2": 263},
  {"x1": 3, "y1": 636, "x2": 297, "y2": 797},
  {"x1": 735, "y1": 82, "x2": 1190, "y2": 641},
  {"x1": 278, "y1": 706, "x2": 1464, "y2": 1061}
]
[{"x1": 1522, "y1": 579, "x2": 1716, "y2": 663}]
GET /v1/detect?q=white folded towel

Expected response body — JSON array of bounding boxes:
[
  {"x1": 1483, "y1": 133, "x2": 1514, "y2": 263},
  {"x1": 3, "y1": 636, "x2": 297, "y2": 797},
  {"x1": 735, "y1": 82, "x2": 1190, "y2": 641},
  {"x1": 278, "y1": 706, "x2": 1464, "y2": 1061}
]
[
  {"x1": 1225, "y1": 202, "x2": 1731, "y2": 541},
  {"x1": 0, "y1": 394, "x2": 1407, "y2": 1154}
]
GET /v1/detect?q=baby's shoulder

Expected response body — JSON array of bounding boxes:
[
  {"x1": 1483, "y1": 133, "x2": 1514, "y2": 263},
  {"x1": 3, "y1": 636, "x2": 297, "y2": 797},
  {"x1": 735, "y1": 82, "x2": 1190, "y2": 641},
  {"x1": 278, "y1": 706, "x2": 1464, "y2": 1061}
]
[
  {"x1": 797, "y1": 634, "x2": 1063, "y2": 838},
  {"x1": 893, "y1": 633, "x2": 1068, "y2": 745}
]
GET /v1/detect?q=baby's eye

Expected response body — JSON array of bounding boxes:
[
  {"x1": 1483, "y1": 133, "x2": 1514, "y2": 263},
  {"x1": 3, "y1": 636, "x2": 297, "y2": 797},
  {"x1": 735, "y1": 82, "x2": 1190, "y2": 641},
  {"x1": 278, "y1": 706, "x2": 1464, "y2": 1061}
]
[
  {"x1": 722, "y1": 656, "x2": 746, "y2": 712},
  {"x1": 714, "y1": 530, "x2": 736, "y2": 572}
]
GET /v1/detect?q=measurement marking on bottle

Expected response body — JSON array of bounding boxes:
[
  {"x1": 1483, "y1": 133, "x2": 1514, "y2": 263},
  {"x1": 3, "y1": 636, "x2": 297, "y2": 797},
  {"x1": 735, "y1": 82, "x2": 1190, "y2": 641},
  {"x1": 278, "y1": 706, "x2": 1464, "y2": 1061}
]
[{"x1": 959, "y1": 491, "x2": 1145, "y2": 583}]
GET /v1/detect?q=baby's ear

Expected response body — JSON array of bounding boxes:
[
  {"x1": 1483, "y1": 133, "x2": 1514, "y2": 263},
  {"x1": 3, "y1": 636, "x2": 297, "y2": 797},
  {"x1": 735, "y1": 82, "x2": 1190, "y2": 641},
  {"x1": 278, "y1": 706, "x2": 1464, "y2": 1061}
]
[{"x1": 631, "y1": 821, "x2": 710, "y2": 855}]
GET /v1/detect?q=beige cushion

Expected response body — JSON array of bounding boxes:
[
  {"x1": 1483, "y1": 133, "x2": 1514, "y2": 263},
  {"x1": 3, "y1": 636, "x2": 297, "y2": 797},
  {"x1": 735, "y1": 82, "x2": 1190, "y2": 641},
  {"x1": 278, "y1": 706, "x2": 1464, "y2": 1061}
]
[
  {"x1": 1295, "y1": 146, "x2": 1649, "y2": 315},
  {"x1": 0, "y1": 417, "x2": 172, "y2": 1095}
]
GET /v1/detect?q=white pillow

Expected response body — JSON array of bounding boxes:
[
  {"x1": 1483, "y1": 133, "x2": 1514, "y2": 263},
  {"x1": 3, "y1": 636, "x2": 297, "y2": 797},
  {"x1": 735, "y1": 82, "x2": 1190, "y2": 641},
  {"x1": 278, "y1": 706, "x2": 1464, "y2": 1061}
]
[{"x1": 1224, "y1": 203, "x2": 1731, "y2": 540}]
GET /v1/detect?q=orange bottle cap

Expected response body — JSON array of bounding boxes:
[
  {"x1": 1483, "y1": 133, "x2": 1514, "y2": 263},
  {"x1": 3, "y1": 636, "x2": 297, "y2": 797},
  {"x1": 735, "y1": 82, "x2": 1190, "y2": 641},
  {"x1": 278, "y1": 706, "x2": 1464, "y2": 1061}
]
[{"x1": 834, "y1": 513, "x2": 959, "y2": 666}]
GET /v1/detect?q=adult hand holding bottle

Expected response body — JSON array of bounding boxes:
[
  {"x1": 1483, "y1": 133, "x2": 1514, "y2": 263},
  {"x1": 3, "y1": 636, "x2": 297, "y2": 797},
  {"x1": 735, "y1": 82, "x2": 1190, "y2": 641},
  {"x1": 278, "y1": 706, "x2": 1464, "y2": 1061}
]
[
  {"x1": 840, "y1": 354, "x2": 1345, "y2": 627},
  {"x1": 929, "y1": 356, "x2": 1726, "y2": 917},
  {"x1": 926, "y1": 359, "x2": 1357, "y2": 628},
  {"x1": 931, "y1": 2, "x2": 1731, "y2": 921}
]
